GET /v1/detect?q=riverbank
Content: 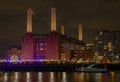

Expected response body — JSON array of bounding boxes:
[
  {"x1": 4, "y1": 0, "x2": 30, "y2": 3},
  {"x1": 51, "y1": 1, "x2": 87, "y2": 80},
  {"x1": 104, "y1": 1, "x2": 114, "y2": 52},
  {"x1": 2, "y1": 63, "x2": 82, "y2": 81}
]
[{"x1": 0, "y1": 62, "x2": 120, "y2": 72}]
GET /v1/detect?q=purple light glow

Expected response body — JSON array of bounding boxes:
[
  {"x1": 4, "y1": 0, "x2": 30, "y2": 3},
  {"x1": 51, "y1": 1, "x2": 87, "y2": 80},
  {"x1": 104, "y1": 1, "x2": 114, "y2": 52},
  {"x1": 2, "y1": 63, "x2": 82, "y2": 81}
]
[
  {"x1": 6, "y1": 58, "x2": 10, "y2": 62},
  {"x1": 37, "y1": 56, "x2": 41, "y2": 61}
]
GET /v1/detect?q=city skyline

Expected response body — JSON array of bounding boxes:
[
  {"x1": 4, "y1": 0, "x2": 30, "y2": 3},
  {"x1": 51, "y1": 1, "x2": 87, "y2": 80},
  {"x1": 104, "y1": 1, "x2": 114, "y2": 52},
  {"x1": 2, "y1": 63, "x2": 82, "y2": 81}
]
[{"x1": 0, "y1": 0, "x2": 120, "y2": 50}]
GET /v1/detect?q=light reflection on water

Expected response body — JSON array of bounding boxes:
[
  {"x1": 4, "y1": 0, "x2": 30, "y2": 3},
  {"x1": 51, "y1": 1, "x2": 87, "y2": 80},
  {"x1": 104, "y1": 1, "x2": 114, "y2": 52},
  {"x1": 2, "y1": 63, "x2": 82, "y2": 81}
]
[
  {"x1": 38, "y1": 72, "x2": 42, "y2": 82},
  {"x1": 62, "y1": 72, "x2": 67, "y2": 82},
  {"x1": 4, "y1": 72, "x2": 8, "y2": 82},
  {"x1": 0, "y1": 71, "x2": 120, "y2": 82},
  {"x1": 14, "y1": 72, "x2": 19, "y2": 82},
  {"x1": 26, "y1": 72, "x2": 30, "y2": 82},
  {"x1": 50, "y1": 72, "x2": 54, "y2": 82}
]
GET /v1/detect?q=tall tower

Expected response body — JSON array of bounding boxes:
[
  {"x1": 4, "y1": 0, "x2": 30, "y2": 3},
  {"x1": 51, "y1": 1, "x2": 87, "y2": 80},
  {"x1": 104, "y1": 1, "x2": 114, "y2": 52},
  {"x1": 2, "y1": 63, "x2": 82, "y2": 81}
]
[
  {"x1": 79, "y1": 24, "x2": 83, "y2": 41},
  {"x1": 46, "y1": 8, "x2": 59, "y2": 60},
  {"x1": 51, "y1": 8, "x2": 56, "y2": 31},
  {"x1": 27, "y1": 8, "x2": 33, "y2": 33},
  {"x1": 21, "y1": 8, "x2": 35, "y2": 61},
  {"x1": 61, "y1": 25, "x2": 64, "y2": 35}
]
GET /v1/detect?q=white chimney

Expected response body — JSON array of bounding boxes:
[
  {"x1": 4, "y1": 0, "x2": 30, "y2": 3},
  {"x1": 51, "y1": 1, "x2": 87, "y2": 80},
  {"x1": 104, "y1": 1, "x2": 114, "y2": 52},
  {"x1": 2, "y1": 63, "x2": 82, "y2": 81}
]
[
  {"x1": 27, "y1": 8, "x2": 33, "y2": 33},
  {"x1": 51, "y1": 8, "x2": 56, "y2": 31},
  {"x1": 61, "y1": 25, "x2": 64, "y2": 34},
  {"x1": 79, "y1": 24, "x2": 83, "y2": 41}
]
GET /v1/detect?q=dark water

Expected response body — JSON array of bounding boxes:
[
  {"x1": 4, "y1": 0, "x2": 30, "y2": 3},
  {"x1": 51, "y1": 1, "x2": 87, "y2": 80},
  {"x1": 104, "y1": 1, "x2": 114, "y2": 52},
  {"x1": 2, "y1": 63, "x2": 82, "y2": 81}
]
[{"x1": 0, "y1": 71, "x2": 120, "y2": 82}]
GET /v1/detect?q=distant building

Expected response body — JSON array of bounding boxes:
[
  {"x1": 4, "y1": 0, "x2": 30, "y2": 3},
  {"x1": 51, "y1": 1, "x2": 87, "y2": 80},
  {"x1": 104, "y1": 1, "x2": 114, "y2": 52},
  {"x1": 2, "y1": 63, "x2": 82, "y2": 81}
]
[
  {"x1": 85, "y1": 43, "x2": 94, "y2": 60},
  {"x1": 95, "y1": 30, "x2": 120, "y2": 61},
  {"x1": 6, "y1": 45, "x2": 21, "y2": 62}
]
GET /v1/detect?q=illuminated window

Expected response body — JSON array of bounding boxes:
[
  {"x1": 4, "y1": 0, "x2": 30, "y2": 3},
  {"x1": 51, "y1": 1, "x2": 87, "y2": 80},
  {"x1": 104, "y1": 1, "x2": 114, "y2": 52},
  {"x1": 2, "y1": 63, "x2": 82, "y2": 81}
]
[
  {"x1": 40, "y1": 48, "x2": 43, "y2": 50},
  {"x1": 12, "y1": 50, "x2": 16, "y2": 53},
  {"x1": 40, "y1": 43, "x2": 43, "y2": 45},
  {"x1": 98, "y1": 41, "x2": 102, "y2": 44},
  {"x1": 107, "y1": 42, "x2": 113, "y2": 52},
  {"x1": 103, "y1": 45, "x2": 107, "y2": 50},
  {"x1": 95, "y1": 36, "x2": 98, "y2": 40},
  {"x1": 100, "y1": 32, "x2": 103, "y2": 35}
]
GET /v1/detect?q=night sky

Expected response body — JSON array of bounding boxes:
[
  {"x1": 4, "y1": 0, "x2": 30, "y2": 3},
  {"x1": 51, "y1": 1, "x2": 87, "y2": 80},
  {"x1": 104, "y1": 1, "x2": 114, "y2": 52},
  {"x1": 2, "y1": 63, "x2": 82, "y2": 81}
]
[{"x1": 0, "y1": 0, "x2": 120, "y2": 52}]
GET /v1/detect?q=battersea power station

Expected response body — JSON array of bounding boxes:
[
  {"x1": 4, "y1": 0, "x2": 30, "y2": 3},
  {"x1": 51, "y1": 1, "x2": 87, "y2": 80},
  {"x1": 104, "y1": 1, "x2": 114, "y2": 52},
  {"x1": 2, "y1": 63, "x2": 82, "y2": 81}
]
[{"x1": 9, "y1": 8, "x2": 84, "y2": 62}]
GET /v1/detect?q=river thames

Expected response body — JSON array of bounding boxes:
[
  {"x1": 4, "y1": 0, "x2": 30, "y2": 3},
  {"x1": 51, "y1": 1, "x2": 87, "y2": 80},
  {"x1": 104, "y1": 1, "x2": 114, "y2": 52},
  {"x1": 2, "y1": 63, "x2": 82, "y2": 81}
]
[{"x1": 0, "y1": 71, "x2": 120, "y2": 82}]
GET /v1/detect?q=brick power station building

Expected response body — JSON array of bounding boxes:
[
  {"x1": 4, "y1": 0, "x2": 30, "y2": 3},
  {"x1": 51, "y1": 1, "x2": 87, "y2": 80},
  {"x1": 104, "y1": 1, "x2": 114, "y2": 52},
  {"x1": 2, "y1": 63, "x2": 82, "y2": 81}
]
[{"x1": 21, "y1": 8, "x2": 84, "y2": 62}]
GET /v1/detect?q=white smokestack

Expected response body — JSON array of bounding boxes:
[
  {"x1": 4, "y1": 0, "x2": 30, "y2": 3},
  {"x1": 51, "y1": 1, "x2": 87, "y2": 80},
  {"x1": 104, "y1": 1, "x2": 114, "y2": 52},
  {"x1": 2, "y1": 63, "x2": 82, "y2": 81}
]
[
  {"x1": 27, "y1": 8, "x2": 33, "y2": 33},
  {"x1": 61, "y1": 25, "x2": 64, "y2": 35},
  {"x1": 51, "y1": 8, "x2": 56, "y2": 31},
  {"x1": 79, "y1": 24, "x2": 83, "y2": 41}
]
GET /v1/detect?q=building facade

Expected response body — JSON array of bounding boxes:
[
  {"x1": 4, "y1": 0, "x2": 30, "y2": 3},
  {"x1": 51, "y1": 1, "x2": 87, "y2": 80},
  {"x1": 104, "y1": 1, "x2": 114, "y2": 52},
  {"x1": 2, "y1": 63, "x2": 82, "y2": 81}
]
[
  {"x1": 6, "y1": 45, "x2": 21, "y2": 62},
  {"x1": 21, "y1": 8, "x2": 84, "y2": 62},
  {"x1": 95, "y1": 30, "x2": 120, "y2": 62}
]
